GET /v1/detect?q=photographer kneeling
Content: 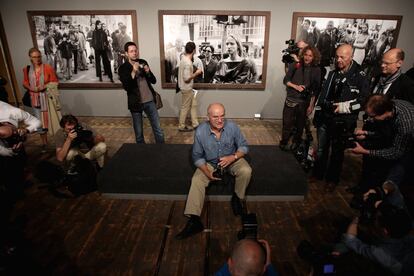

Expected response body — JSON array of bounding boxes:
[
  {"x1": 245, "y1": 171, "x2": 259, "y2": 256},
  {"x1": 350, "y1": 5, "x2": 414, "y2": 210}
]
[{"x1": 55, "y1": 114, "x2": 107, "y2": 169}]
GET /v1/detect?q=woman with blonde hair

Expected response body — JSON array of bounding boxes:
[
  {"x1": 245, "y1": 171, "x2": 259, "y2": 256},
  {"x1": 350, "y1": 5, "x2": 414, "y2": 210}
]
[{"x1": 23, "y1": 47, "x2": 60, "y2": 151}]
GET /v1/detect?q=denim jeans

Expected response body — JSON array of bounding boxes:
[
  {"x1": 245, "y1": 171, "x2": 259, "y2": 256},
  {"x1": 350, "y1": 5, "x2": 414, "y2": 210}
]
[
  {"x1": 313, "y1": 119, "x2": 355, "y2": 184},
  {"x1": 131, "y1": 101, "x2": 164, "y2": 144}
]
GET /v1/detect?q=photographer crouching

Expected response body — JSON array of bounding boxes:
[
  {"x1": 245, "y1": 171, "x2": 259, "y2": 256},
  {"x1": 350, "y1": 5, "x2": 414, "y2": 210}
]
[
  {"x1": 0, "y1": 101, "x2": 41, "y2": 262},
  {"x1": 55, "y1": 114, "x2": 107, "y2": 170},
  {"x1": 339, "y1": 203, "x2": 414, "y2": 275}
]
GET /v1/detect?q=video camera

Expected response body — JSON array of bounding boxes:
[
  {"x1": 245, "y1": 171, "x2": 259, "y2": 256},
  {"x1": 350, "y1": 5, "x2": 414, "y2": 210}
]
[
  {"x1": 212, "y1": 164, "x2": 224, "y2": 179},
  {"x1": 71, "y1": 124, "x2": 94, "y2": 148},
  {"x1": 282, "y1": 39, "x2": 300, "y2": 64},
  {"x1": 297, "y1": 240, "x2": 337, "y2": 275}
]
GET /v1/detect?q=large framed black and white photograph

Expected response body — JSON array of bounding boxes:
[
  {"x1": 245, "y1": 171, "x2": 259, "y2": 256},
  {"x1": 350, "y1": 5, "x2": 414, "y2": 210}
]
[
  {"x1": 291, "y1": 12, "x2": 402, "y2": 80},
  {"x1": 27, "y1": 10, "x2": 138, "y2": 88},
  {"x1": 158, "y1": 10, "x2": 271, "y2": 90}
]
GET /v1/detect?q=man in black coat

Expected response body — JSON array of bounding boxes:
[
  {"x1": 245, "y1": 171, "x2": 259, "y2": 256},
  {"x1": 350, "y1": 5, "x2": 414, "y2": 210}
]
[{"x1": 118, "y1": 41, "x2": 164, "y2": 144}]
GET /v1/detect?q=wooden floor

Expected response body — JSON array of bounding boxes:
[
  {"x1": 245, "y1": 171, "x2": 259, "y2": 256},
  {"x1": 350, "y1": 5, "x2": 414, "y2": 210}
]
[{"x1": 9, "y1": 117, "x2": 366, "y2": 275}]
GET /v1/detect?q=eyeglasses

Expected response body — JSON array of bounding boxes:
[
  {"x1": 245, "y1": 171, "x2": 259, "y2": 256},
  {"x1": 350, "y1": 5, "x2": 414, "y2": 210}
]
[{"x1": 381, "y1": 60, "x2": 399, "y2": 65}]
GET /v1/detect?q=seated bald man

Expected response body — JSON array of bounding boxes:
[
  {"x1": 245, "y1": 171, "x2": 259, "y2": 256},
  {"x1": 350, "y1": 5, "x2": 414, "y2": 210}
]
[{"x1": 176, "y1": 103, "x2": 252, "y2": 240}]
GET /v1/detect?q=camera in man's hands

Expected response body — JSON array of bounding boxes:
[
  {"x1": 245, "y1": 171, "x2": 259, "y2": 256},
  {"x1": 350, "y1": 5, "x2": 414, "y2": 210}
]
[
  {"x1": 282, "y1": 39, "x2": 300, "y2": 64},
  {"x1": 349, "y1": 186, "x2": 385, "y2": 223},
  {"x1": 71, "y1": 124, "x2": 94, "y2": 148},
  {"x1": 297, "y1": 240, "x2": 337, "y2": 275},
  {"x1": 237, "y1": 213, "x2": 258, "y2": 240},
  {"x1": 5, "y1": 130, "x2": 26, "y2": 148},
  {"x1": 212, "y1": 165, "x2": 224, "y2": 179}
]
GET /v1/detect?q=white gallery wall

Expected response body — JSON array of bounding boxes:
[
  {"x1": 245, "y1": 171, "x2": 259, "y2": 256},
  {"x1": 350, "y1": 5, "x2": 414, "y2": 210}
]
[{"x1": 1, "y1": 0, "x2": 413, "y2": 118}]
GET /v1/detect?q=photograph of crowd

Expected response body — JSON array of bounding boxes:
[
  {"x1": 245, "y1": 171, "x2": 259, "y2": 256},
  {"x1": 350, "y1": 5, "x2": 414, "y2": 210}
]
[
  {"x1": 27, "y1": 10, "x2": 137, "y2": 88},
  {"x1": 159, "y1": 11, "x2": 270, "y2": 90},
  {"x1": 292, "y1": 12, "x2": 401, "y2": 81}
]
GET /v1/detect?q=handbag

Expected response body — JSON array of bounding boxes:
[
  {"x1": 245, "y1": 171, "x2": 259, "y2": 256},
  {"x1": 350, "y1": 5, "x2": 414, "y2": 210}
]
[
  {"x1": 154, "y1": 91, "x2": 163, "y2": 109},
  {"x1": 22, "y1": 65, "x2": 32, "y2": 107},
  {"x1": 22, "y1": 91, "x2": 32, "y2": 107}
]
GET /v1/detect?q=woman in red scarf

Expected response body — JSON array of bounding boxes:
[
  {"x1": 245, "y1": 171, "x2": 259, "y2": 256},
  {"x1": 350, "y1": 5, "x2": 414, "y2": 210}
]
[{"x1": 23, "y1": 47, "x2": 59, "y2": 150}]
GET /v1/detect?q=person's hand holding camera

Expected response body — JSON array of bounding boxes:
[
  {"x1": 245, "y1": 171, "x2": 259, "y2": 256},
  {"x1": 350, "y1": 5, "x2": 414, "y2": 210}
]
[
  {"x1": 67, "y1": 129, "x2": 78, "y2": 142},
  {"x1": 218, "y1": 155, "x2": 236, "y2": 168},
  {"x1": 363, "y1": 189, "x2": 383, "y2": 208},
  {"x1": 351, "y1": 142, "x2": 369, "y2": 155}
]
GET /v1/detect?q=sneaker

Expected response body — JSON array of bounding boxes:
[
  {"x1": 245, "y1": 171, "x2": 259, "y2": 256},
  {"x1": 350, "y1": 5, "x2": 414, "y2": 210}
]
[
  {"x1": 175, "y1": 216, "x2": 204, "y2": 240},
  {"x1": 178, "y1": 126, "x2": 194, "y2": 132}
]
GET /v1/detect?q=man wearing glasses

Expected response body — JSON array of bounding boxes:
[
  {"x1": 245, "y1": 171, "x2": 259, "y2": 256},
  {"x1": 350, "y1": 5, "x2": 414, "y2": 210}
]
[
  {"x1": 372, "y1": 48, "x2": 414, "y2": 104},
  {"x1": 175, "y1": 103, "x2": 252, "y2": 240}
]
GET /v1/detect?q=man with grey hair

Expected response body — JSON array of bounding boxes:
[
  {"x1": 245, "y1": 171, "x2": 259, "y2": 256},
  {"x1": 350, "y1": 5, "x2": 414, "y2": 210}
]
[{"x1": 175, "y1": 103, "x2": 252, "y2": 240}]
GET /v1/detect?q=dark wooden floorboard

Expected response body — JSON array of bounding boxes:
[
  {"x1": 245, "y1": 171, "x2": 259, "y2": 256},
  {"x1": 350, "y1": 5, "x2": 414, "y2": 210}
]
[{"x1": 7, "y1": 117, "x2": 380, "y2": 275}]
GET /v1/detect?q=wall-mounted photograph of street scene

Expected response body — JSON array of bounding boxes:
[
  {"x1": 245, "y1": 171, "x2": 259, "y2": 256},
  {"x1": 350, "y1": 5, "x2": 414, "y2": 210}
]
[
  {"x1": 158, "y1": 10, "x2": 271, "y2": 90},
  {"x1": 27, "y1": 10, "x2": 137, "y2": 88}
]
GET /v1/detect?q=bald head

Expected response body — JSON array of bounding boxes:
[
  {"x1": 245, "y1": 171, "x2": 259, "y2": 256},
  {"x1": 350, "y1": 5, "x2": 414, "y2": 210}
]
[
  {"x1": 335, "y1": 44, "x2": 353, "y2": 71},
  {"x1": 207, "y1": 103, "x2": 226, "y2": 131},
  {"x1": 228, "y1": 239, "x2": 266, "y2": 276},
  {"x1": 381, "y1": 48, "x2": 404, "y2": 75}
]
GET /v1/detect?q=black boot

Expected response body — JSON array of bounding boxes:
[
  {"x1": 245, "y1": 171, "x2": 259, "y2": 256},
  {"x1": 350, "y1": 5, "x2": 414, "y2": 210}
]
[
  {"x1": 231, "y1": 193, "x2": 246, "y2": 216},
  {"x1": 175, "y1": 215, "x2": 204, "y2": 240}
]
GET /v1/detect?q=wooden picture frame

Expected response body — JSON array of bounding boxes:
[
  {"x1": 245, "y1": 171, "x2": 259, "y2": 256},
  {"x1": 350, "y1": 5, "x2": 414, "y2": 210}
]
[
  {"x1": 158, "y1": 10, "x2": 271, "y2": 90},
  {"x1": 27, "y1": 10, "x2": 138, "y2": 89},
  {"x1": 291, "y1": 12, "x2": 402, "y2": 79}
]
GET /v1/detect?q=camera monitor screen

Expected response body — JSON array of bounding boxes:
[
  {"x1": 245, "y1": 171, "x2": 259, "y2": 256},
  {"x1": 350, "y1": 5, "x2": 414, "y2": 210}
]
[{"x1": 323, "y1": 264, "x2": 335, "y2": 274}]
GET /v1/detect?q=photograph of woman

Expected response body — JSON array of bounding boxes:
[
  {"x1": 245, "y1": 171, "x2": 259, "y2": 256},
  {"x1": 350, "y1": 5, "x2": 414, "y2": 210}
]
[
  {"x1": 213, "y1": 34, "x2": 256, "y2": 84},
  {"x1": 353, "y1": 22, "x2": 370, "y2": 65}
]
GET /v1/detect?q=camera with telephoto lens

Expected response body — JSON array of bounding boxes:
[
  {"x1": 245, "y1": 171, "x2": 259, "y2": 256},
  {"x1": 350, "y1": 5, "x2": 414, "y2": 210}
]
[
  {"x1": 297, "y1": 240, "x2": 337, "y2": 275},
  {"x1": 282, "y1": 39, "x2": 300, "y2": 64},
  {"x1": 212, "y1": 165, "x2": 224, "y2": 179},
  {"x1": 237, "y1": 213, "x2": 258, "y2": 240},
  {"x1": 71, "y1": 124, "x2": 94, "y2": 148},
  {"x1": 349, "y1": 186, "x2": 385, "y2": 223}
]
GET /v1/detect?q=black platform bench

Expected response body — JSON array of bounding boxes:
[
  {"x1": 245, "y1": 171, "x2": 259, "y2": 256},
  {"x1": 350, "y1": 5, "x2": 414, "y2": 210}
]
[{"x1": 98, "y1": 144, "x2": 307, "y2": 201}]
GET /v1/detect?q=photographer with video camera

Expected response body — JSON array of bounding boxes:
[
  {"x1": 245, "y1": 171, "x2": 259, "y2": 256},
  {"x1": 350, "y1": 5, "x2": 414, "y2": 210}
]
[
  {"x1": 311, "y1": 44, "x2": 370, "y2": 192},
  {"x1": 351, "y1": 95, "x2": 414, "y2": 187},
  {"x1": 1, "y1": 101, "x2": 41, "y2": 259},
  {"x1": 280, "y1": 45, "x2": 321, "y2": 152},
  {"x1": 339, "y1": 203, "x2": 414, "y2": 276},
  {"x1": 55, "y1": 114, "x2": 106, "y2": 170},
  {"x1": 216, "y1": 239, "x2": 278, "y2": 276}
]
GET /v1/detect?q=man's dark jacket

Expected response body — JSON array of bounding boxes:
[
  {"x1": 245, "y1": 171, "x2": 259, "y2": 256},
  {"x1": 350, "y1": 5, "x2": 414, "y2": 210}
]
[
  {"x1": 372, "y1": 73, "x2": 414, "y2": 104},
  {"x1": 118, "y1": 59, "x2": 158, "y2": 112}
]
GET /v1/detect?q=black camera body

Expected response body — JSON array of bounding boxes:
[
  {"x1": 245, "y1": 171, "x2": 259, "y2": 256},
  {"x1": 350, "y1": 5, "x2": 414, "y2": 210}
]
[
  {"x1": 297, "y1": 240, "x2": 336, "y2": 275},
  {"x1": 4, "y1": 131, "x2": 26, "y2": 147},
  {"x1": 237, "y1": 213, "x2": 258, "y2": 240},
  {"x1": 349, "y1": 186, "x2": 385, "y2": 222},
  {"x1": 282, "y1": 39, "x2": 300, "y2": 64},
  {"x1": 212, "y1": 165, "x2": 224, "y2": 179},
  {"x1": 71, "y1": 124, "x2": 94, "y2": 148}
]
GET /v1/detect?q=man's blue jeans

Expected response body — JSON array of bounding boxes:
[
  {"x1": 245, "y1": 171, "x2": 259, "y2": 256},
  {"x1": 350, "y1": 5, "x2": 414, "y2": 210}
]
[{"x1": 131, "y1": 101, "x2": 164, "y2": 144}]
